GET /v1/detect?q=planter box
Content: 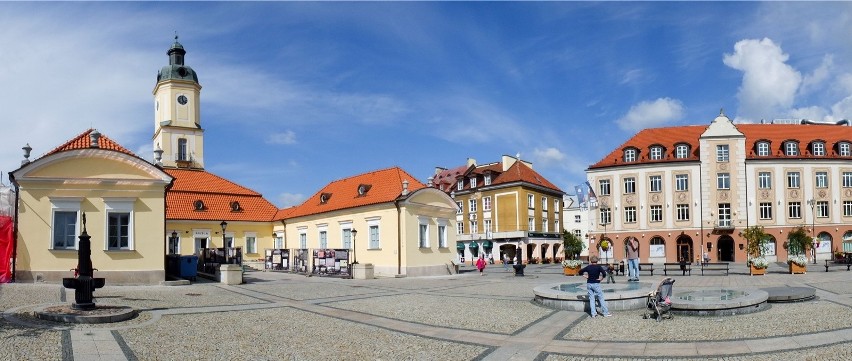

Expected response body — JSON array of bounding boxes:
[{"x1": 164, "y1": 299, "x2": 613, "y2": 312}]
[
  {"x1": 750, "y1": 265, "x2": 766, "y2": 276},
  {"x1": 789, "y1": 262, "x2": 807, "y2": 274},
  {"x1": 563, "y1": 267, "x2": 580, "y2": 276}
]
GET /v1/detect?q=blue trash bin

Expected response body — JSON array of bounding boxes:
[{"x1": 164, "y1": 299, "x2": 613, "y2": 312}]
[{"x1": 180, "y1": 255, "x2": 198, "y2": 281}]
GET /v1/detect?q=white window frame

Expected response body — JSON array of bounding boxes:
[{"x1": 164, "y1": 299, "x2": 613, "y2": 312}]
[
  {"x1": 245, "y1": 232, "x2": 257, "y2": 254},
  {"x1": 469, "y1": 199, "x2": 477, "y2": 213},
  {"x1": 717, "y1": 144, "x2": 729, "y2": 162},
  {"x1": 456, "y1": 201, "x2": 463, "y2": 214},
  {"x1": 844, "y1": 201, "x2": 852, "y2": 217},
  {"x1": 675, "y1": 144, "x2": 689, "y2": 159},
  {"x1": 759, "y1": 202, "x2": 773, "y2": 220},
  {"x1": 456, "y1": 221, "x2": 464, "y2": 235},
  {"x1": 788, "y1": 202, "x2": 802, "y2": 219},
  {"x1": 757, "y1": 142, "x2": 770, "y2": 157},
  {"x1": 457, "y1": 179, "x2": 463, "y2": 191},
  {"x1": 624, "y1": 206, "x2": 637, "y2": 223},
  {"x1": 600, "y1": 208, "x2": 611, "y2": 225},
  {"x1": 542, "y1": 196, "x2": 548, "y2": 211},
  {"x1": 649, "y1": 175, "x2": 662, "y2": 192},
  {"x1": 484, "y1": 219, "x2": 492, "y2": 235},
  {"x1": 50, "y1": 197, "x2": 82, "y2": 250},
  {"x1": 528, "y1": 217, "x2": 535, "y2": 231},
  {"x1": 787, "y1": 172, "x2": 800, "y2": 188},
  {"x1": 785, "y1": 142, "x2": 798, "y2": 156},
  {"x1": 676, "y1": 204, "x2": 689, "y2": 221},
  {"x1": 368, "y1": 218, "x2": 381, "y2": 249},
  {"x1": 103, "y1": 198, "x2": 135, "y2": 251},
  {"x1": 623, "y1": 177, "x2": 636, "y2": 194},
  {"x1": 298, "y1": 228, "x2": 307, "y2": 249},
  {"x1": 542, "y1": 218, "x2": 548, "y2": 232},
  {"x1": 599, "y1": 179, "x2": 611, "y2": 196},
  {"x1": 528, "y1": 194, "x2": 534, "y2": 208},
  {"x1": 437, "y1": 221, "x2": 448, "y2": 248},
  {"x1": 717, "y1": 173, "x2": 730, "y2": 190},
  {"x1": 469, "y1": 176, "x2": 477, "y2": 189},
  {"x1": 483, "y1": 196, "x2": 492, "y2": 211},
  {"x1": 554, "y1": 199, "x2": 560, "y2": 212},
  {"x1": 675, "y1": 174, "x2": 688, "y2": 191},
  {"x1": 484, "y1": 173, "x2": 492, "y2": 186},
  {"x1": 650, "y1": 205, "x2": 663, "y2": 223},
  {"x1": 841, "y1": 142, "x2": 851, "y2": 157},
  {"x1": 813, "y1": 142, "x2": 825, "y2": 156},
  {"x1": 624, "y1": 148, "x2": 637, "y2": 162},
  {"x1": 418, "y1": 218, "x2": 430, "y2": 248},
  {"x1": 816, "y1": 172, "x2": 828, "y2": 188},
  {"x1": 650, "y1": 146, "x2": 663, "y2": 160},
  {"x1": 758, "y1": 172, "x2": 772, "y2": 189},
  {"x1": 554, "y1": 219, "x2": 560, "y2": 232},
  {"x1": 817, "y1": 201, "x2": 829, "y2": 218},
  {"x1": 843, "y1": 172, "x2": 852, "y2": 188},
  {"x1": 718, "y1": 203, "x2": 731, "y2": 227}
]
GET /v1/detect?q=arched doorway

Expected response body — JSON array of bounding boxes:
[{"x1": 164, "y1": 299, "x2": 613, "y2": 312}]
[
  {"x1": 540, "y1": 243, "x2": 550, "y2": 262},
  {"x1": 817, "y1": 232, "x2": 832, "y2": 260},
  {"x1": 499, "y1": 244, "x2": 516, "y2": 264},
  {"x1": 551, "y1": 243, "x2": 562, "y2": 261},
  {"x1": 676, "y1": 236, "x2": 694, "y2": 263},
  {"x1": 526, "y1": 243, "x2": 536, "y2": 263},
  {"x1": 717, "y1": 236, "x2": 735, "y2": 262}
]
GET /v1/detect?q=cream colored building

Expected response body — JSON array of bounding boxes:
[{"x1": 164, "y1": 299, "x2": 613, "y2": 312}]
[
  {"x1": 10, "y1": 131, "x2": 173, "y2": 284},
  {"x1": 277, "y1": 167, "x2": 459, "y2": 277},
  {"x1": 587, "y1": 112, "x2": 852, "y2": 264}
]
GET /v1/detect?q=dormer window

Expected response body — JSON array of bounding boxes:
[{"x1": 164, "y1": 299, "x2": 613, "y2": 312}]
[
  {"x1": 812, "y1": 141, "x2": 825, "y2": 156},
  {"x1": 484, "y1": 173, "x2": 492, "y2": 186},
  {"x1": 623, "y1": 148, "x2": 638, "y2": 163},
  {"x1": 649, "y1": 146, "x2": 663, "y2": 160},
  {"x1": 193, "y1": 200, "x2": 205, "y2": 211},
  {"x1": 230, "y1": 201, "x2": 241, "y2": 212},
  {"x1": 784, "y1": 141, "x2": 799, "y2": 156},
  {"x1": 357, "y1": 184, "x2": 372, "y2": 196},
  {"x1": 457, "y1": 179, "x2": 463, "y2": 191},
  {"x1": 320, "y1": 193, "x2": 332, "y2": 204},
  {"x1": 675, "y1": 144, "x2": 690, "y2": 159},
  {"x1": 756, "y1": 141, "x2": 770, "y2": 157},
  {"x1": 839, "y1": 142, "x2": 851, "y2": 157},
  {"x1": 469, "y1": 176, "x2": 477, "y2": 189}
]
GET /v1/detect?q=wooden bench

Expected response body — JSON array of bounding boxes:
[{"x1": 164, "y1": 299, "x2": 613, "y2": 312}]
[
  {"x1": 700, "y1": 262, "x2": 730, "y2": 275},
  {"x1": 638, "y1": 263, "x2": 655, "y2": 276},
  {"x1": 824, "y1": 259, "x2": 852, "y2": 272},
  {"x1": 664, "y1": 262, "x2": 692, "y2": 276}
]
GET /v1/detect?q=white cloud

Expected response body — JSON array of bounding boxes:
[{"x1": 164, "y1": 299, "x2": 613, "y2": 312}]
[
  {"x1": 266, "y1": 130, "x2": 297, "y2": 145},
  {"x1": 532, "y1": 147, "x2": 566, "y2": 167},
  {"x1": 722, "y1": 38, "x2": 802, "y2": 121},
  {"x1": 620, "y1": 68, "x2": 646, "y2": 85},
  {"x1": 616, "y1": 98, "x2": 684, "y2": 132},
  {"x1": 277, "y1": 192, "x2": 305, "y2": 208},
  {"x1": 800, "y1": 55, "x2": 833, "y2": 95}
]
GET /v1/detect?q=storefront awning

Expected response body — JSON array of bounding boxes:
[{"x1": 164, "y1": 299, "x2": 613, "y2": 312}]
[
  {"x1": 469, "y1": 242, "x2": 479, "y2": 249},
  {"x1": 483, "y1": 240, "x2": 493, "y2": 249},
  {"x1": 456, "y1": 243, "x2": 465, "y2": 250}
]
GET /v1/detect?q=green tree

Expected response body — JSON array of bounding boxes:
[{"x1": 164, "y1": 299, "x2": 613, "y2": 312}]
[
  {"x1": 562, "y1": 230, "x2": 585, "y2": 260},
  {"x1": 785, "y1": 225, "x2": 813, "y2": 256},
  {"x1": 742, "y1": 225, "x2": 768, "y2": 258}
]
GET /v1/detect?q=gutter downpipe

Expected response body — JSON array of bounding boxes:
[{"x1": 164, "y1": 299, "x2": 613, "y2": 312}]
[
  {"x1": 395, "y1": 200, "x2": 402, "y2": 275},
  {"x1": 9, "y1": 173, "x2": 19, "y2": 282},
  {"x1": 699, "y1": 162, "x2": 704, "y2": 262},
  {"x1": 163, "y1": 172, "x2": 175, "y2": 281}
]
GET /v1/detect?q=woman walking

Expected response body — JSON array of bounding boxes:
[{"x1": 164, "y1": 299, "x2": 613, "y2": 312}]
[{"x1": 476, "y1": 256, "x2": 487, "y2": 276}]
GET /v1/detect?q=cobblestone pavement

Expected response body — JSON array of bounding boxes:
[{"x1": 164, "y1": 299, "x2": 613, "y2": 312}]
[{"x1": 1, "y1": 262, "x2": 850, "y2": 360}]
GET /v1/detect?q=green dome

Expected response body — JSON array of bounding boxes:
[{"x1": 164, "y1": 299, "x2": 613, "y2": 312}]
[{"x1": 157, "y1": 36, "x2": 199, "y2": 83}]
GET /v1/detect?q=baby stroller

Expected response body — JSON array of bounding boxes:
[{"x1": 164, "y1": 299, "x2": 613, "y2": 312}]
[{"x1": 643, "y1": 277, "x2": 675, "y2": 321}]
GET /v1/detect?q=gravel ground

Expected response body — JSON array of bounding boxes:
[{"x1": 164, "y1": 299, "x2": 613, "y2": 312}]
[
  {"x1": 120, "y1": 307, "x2": 488, "y2": 361},
  {"x1": 0, "y1": 318, "x2": 62, "y2": 361},
  {"x1": 565, "y1": 299, "x2": 852, "y2": 342},
  {"x1": 543, "y1": 342, "x2": 852, "y2": 361},
  {"x1": 325, "y1": 293, "x2": 552, "y2": 333},
  {"x1": 0, "y1": 284, "x2": 62, "y2": 310}
]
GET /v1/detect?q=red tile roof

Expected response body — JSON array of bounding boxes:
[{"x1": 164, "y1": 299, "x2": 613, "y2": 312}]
[
  {"x1": 436, "y1": 159, "x2": 563, "y2": 194},
  {"x1": 280, "y1": 167, "x2": 425, "y2": 220},
  {"x1": 164, "y1": 168, "x2": 278, "y2": 222},
  {"x1": 589, "y1": 122, "x2": 852, "y2": 169},
  {"x1": 42, "y1": 129, "x2": 137, "y2": 158}
]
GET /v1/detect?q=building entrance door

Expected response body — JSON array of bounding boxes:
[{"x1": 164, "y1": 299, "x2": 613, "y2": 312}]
[
  {"x1": 676, "y1": 236, "x2": 693, "y2": 263},
  {"x1": 717, "y1": 236, "x2": 735, "y2": 262}
]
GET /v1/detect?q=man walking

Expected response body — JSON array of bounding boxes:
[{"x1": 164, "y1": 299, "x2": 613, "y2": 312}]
[
  {"x1": 580, "y1": 255, "x2": 612, "y2": 318},
  {"x1": 627, "y1": 237, "x2": 640, "y2": 282}
]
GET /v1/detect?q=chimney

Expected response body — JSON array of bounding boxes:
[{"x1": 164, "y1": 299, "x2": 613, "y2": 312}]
[
  {"x1": 466, "y1": 158, "x2": 476, "y2": 167},
  {"x1": 89, "y1": 130, "x2": 101, "y2": 148},
  {"x1": 426, "y1": 176, "x2": 433, "y2": 187},
  {"x1": 401, "y1": 179, "x2": 410, "y2": 196},
  {"x1": 502, "y1": 155, "x2": 517, "y2": 171}
]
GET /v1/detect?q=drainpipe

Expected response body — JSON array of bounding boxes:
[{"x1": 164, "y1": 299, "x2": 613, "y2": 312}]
[
  {"x1": 395, "y1": 200, "x2": 402, "y2": 275},
  {"x1": 9, "y1": 173, "x2": 19, "y2": 282}
]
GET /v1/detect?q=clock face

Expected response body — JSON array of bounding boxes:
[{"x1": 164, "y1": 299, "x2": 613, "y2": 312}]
[{"x1": 178, "y1": 95, "x2": 188, "y2": 105}]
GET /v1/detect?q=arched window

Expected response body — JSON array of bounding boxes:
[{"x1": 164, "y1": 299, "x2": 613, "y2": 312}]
[
  {"x1": 177, "y1": 138, "x2": 188, "y2": 161},
  {"x1": 817, "y1": 232, "x2": 832, "y2": 254},
  {"x1": 763, "y1": 235, "x2": 776, "y2": 256},
  {"x1": 649, "y1": 236, "x2": 665, "y2": 258}
]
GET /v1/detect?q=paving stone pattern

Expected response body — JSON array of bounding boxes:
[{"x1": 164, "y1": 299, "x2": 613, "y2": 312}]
[{"x1": 1, "y1": 262, "x2": 850, "y2": 360}]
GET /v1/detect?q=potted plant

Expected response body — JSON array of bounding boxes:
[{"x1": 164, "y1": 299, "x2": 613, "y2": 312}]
[
  {"x1": 743, "y1": 225, "x2": 769, "y2": 275},
  {"x1": 784, "y1": 226, "x2": 813, "y2": 274},
  {"x1": 562, "y1": 230, "x2": 585, "y2": 276}
]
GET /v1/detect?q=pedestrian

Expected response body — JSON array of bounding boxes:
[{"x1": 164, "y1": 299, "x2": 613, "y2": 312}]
[
  {"x1": 627, "y1": 237, "x2": 640, "y2": 282},
  {"x1": 503, "y1": 254, "x2": 510, "y2": 271},
  {"x1": 476, "y1": 256, "x2": 487, "y2": 276},
  {"x1": 579, "y1": 255, "x2": 612, "y2": 318}
]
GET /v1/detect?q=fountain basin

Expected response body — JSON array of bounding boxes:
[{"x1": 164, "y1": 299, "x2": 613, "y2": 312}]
[
  {"x1": 35, "y1": 304, "x2": 136, "y2": 324},
  {"x1": 670, "y1": 288, "x2": 769, "y2": 316},
  {"x1": 533, "y1": 282, "x2": 653, "y2": 312}
]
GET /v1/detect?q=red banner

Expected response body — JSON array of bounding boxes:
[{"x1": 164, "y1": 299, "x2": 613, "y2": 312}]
[{"x1": 0, "y1": 215, "x2": 12, "y2": 283}]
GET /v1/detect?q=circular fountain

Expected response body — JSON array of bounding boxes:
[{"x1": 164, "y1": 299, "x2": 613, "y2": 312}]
[
  {"x1": 669, "y1": 288, "x2": 769, "y2": 316},
  {"x1": 533, "y1": 282, "x2": 653, "y2": 311}
]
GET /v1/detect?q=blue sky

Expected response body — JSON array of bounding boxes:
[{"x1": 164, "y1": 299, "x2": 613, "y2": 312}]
[{"x1": 2, "y1": 2, "x2": 851, "y2": 208}]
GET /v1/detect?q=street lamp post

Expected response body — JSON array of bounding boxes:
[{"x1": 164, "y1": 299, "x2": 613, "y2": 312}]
[
  {"x1": 220, "y1": 221, "x2": 228, "y2": 265},
  {"x1": 351, "y1": 229, "x2": 358, "y2": 265},
  {"x1": 807, "y1": 199, "x2": 816, "y2": 264}
]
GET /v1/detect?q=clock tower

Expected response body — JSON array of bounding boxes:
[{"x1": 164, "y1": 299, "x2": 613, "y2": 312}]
[{"x1": 153, "y1": 36, "x2": 204, "y2": 169}]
